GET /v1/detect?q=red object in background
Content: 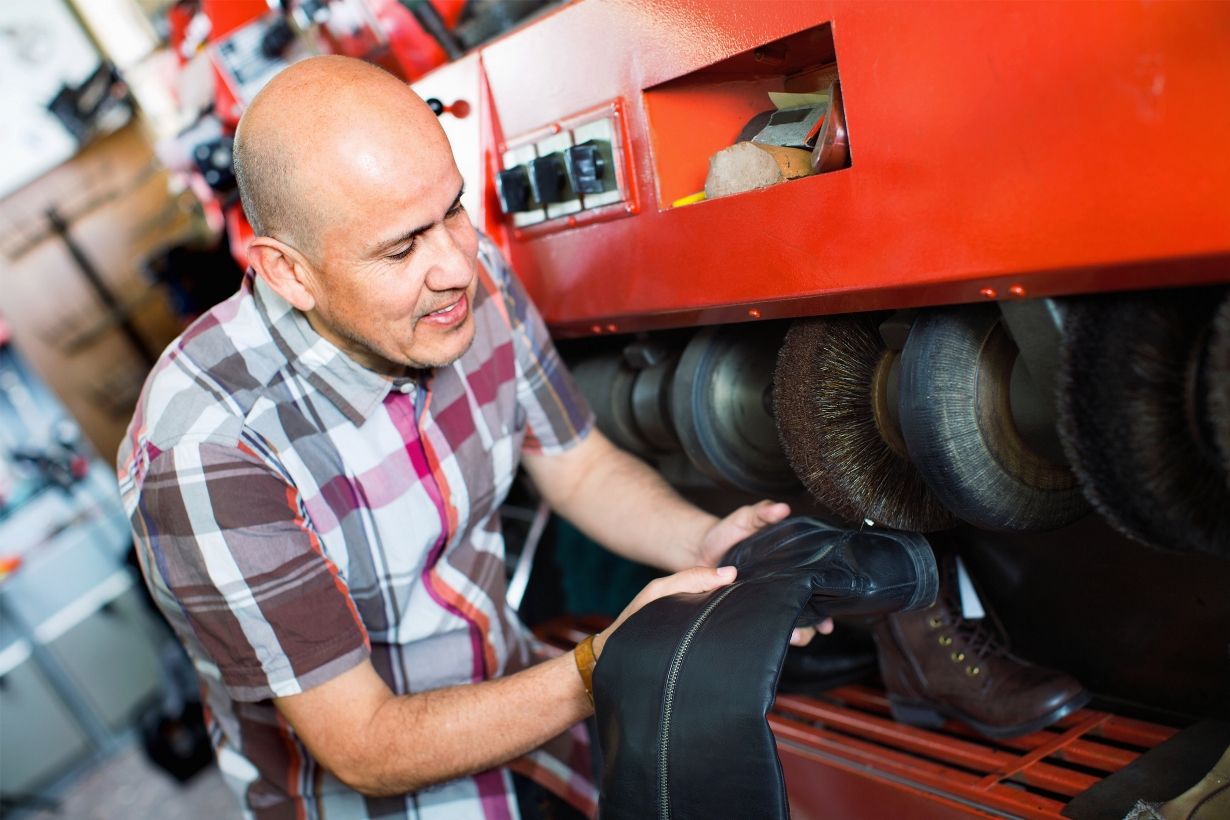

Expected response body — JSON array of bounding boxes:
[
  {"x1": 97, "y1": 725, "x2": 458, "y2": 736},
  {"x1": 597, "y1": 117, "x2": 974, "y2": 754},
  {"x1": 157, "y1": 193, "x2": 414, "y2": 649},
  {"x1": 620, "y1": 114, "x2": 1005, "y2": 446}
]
[
  {"x1": 0, "y1": 555, "x2": 21, "y2": 580},
  {"x1": 225, "y1": 204, "x2": 255, "y2": 270},
  {"x1": 362, "y1": 0, "x2": 464, "y2": 81},
  {"x1": 0, "y1": 316, "x2": 10, "y2": 347},
  {"x1": 415, "y1": 0, "x2": 1230, "y2": 337},
  {"x1": 200, "y1": 0, "x2": 268, "y2": 41},
  {"x1": 165, "y1": 1, "x2": 198, "y2": 65}
]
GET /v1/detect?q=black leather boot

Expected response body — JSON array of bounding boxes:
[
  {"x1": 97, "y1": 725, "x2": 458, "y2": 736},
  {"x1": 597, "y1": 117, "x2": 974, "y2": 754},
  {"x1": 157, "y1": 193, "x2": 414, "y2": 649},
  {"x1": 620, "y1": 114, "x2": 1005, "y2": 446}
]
[
  {"x1": 594, "y1": 517, "x2": 938, "y2": 820},
  {"x1": 874, "y1": 552, "x2": 1089, "y2": 739},
  {"x1": 777, "y1": 624, "x2": 878, "y2": 695}
]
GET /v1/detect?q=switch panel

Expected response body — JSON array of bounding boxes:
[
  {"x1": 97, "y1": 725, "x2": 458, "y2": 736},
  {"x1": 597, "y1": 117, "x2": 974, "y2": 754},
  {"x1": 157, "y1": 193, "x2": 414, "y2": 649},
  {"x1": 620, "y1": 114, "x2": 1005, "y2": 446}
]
[{"x1": 498, "y1": 110, "x2": 625, "y2": 229}]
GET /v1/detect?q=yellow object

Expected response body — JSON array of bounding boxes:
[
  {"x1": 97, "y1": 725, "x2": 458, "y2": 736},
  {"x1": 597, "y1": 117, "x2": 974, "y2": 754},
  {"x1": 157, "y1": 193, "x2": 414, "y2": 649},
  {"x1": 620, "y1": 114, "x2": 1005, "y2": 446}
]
[
  {"x1": 671, "y1": 191, "x2": 707, "y2": 208},
  {"x1": 574, "y1": 634, "x2": 599, "y2": 705}
]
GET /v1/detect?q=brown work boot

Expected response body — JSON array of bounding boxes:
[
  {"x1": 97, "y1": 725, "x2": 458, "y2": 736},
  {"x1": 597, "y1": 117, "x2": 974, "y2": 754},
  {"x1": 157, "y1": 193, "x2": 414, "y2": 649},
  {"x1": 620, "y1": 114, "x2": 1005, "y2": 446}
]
[{"x1": 873, "y1": 555, "x2": 1089, "y2": 739}]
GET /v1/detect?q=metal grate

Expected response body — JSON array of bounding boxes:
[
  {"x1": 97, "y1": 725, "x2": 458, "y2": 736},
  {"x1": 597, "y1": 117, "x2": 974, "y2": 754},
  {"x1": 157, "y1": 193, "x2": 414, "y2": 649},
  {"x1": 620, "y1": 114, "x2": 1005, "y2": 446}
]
[{"x1": 771, "y1": 685, "x2": 1176, "y2": 819}]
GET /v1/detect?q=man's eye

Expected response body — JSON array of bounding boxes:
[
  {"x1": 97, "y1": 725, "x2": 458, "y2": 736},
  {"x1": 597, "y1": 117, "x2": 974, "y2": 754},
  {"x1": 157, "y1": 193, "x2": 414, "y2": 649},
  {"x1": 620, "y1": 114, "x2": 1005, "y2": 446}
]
[
  {"x1": 387, "y1": 241, "x2": 416, "y2": 261},
  {"x1": 446, "y1": 201, "x2": 465, "y2": 218}
]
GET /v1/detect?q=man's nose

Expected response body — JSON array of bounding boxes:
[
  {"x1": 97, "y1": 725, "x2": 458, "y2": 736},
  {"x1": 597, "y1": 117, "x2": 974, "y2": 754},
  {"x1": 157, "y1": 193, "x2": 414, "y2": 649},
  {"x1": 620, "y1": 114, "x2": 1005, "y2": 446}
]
[{"x1": 423, "y1": 225, "x2": 474, "y2": 291}]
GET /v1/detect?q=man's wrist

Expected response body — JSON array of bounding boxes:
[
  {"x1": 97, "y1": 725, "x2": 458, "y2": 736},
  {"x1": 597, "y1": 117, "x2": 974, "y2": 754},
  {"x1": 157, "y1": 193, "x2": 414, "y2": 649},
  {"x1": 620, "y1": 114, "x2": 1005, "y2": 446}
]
[{"x1": 573, "y1": 634, "x2": 599, "y2": 705}]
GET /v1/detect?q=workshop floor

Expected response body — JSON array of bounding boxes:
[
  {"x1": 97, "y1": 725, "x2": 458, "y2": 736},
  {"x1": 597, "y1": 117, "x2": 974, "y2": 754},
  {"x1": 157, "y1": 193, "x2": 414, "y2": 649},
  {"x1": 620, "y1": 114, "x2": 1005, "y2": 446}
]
[{"x1": 27, "y1": 740, "x2": 238, "y2": 819}]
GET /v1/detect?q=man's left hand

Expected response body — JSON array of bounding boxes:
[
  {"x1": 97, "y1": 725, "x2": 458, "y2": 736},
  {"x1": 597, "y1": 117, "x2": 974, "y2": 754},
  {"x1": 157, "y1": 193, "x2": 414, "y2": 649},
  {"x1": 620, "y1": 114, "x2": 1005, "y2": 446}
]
[
  {"x1": 696, "y1": 499, "x2": 792, "y2": 566},
  {"x1": 697, "y1": 499, "x2": 834, "y2": 646}
]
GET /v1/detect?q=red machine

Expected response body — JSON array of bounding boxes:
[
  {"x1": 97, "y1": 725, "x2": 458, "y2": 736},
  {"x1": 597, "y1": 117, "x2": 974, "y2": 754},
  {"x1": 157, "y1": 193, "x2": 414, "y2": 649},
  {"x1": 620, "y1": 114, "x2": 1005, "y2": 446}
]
[{"x1": 414, "y1": 2, "x2": 1230, "y2": 815}]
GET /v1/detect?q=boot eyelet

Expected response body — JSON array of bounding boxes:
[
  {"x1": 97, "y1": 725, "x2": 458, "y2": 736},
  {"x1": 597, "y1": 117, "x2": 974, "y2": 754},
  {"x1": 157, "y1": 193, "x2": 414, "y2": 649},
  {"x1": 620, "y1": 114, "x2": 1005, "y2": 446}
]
[
  {"x1": 928, "y1": 616, "x2": 943, "y2": 628},
  {"x1": 966, "y1": 665, "x2": 981, "y2": 677},
  {"x1": 938, "y1": 635, "x2": 953, "y2": 647},
  {"x1": 950, "y1": 651, "x2": 965, "y2": 663}
]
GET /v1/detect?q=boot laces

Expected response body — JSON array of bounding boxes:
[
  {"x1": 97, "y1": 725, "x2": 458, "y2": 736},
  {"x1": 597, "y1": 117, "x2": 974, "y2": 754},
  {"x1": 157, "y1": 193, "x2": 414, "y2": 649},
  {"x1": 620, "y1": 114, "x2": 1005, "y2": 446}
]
[{"x1": 936, "y1": 586, "x2": 1009, "y2": 660}]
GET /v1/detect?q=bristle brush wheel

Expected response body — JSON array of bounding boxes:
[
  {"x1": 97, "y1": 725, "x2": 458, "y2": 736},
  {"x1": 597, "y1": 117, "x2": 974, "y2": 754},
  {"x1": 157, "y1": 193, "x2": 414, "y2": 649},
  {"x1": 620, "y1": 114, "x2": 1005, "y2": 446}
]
[
  {"x1": 898, "y1": 304, "x2": 1089, "y2": 531},
  {"x1": 773, "y1": 313, "x2": 957, "y2": 530},
  {"x1": 1056, "y1": 287, "x2": 1230, "y2": 555}
]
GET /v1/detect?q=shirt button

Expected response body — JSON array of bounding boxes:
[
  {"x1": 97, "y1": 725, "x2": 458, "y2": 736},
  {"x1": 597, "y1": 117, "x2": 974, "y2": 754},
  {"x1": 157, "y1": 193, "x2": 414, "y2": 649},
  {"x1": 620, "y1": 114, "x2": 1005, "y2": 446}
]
[{"x1": 398, "y1": 383, "x2": 414, "y2": 394}]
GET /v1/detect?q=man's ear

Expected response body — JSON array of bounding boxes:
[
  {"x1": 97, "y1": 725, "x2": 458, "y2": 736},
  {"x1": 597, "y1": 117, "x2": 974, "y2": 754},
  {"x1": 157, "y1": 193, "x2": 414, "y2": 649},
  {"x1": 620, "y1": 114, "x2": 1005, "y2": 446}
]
[{"x1": 249, "y1": 237, "x2": 318, "y2": 312}]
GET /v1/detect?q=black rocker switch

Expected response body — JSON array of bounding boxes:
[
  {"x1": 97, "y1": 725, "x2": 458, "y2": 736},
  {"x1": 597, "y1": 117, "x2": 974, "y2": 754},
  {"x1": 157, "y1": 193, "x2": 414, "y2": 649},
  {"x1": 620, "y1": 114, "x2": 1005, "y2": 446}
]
[
  {"x1": 496, "y1": 166, "x2": 533, "y2": 213},
  {"x1": 564, "y1": 141, "x2": 607, "y2": 194},
  {"x1": 528, "y1": 153, "x2": 570, "y2": 204}
]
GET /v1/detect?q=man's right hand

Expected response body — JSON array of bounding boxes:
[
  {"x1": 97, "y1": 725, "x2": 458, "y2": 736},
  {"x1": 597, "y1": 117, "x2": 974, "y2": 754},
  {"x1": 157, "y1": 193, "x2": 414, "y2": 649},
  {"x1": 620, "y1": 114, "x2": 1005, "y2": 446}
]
[
  {"x1": 273, "y1": 565, "x2": 739, "y2": 796},
  {"x1": 593, "y1": 565, "x2": 737, "y2": 657}
]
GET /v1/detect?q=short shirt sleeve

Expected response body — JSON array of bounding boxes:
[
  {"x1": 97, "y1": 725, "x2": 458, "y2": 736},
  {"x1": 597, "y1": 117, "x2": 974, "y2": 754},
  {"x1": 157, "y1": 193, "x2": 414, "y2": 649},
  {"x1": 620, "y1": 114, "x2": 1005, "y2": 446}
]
[
  {"x1": 479, "y1": 238, "x2": 594, "y2": 455},
  {"x1": 134, "y1": 440, "x2": 369, "y2": 702}
]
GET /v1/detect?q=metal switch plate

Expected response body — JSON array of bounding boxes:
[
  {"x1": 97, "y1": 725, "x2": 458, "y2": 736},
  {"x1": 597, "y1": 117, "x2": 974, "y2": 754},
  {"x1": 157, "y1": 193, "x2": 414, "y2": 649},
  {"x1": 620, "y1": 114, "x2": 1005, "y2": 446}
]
[{"x1": 498, "y1": 112, "x2": 625, "y2": 228}]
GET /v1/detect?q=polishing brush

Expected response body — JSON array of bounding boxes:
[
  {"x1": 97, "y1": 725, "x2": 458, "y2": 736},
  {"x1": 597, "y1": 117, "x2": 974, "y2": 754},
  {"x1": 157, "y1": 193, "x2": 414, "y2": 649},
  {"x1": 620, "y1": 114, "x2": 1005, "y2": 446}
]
[
  {"x1": 773, "y1": 313, "x2": 957, "y2": 531},
  {"x1": 1056, "y1": 287, "x2": 1230, "y2": 556}
]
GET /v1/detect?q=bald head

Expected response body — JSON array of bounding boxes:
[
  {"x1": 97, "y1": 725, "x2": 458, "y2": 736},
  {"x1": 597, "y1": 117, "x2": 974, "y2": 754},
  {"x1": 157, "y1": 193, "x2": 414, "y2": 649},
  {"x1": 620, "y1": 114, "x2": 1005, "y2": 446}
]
[{"x1": 233, "y1": 56, "x2": 448, "y2": 255}]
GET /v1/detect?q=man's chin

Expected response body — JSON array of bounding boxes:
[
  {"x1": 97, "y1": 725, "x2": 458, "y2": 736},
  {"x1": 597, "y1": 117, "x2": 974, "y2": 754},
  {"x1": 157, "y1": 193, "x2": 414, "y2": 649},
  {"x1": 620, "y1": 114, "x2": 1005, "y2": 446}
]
[{"x1": 409, "y1": 315, "x2": 477, "y2": 369}]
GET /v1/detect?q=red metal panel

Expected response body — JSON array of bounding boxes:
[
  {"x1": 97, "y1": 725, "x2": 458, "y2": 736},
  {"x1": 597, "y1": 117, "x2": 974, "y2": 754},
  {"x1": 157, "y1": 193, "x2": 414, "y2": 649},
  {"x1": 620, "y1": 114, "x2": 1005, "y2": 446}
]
[
  {"x1": 779, "y1": 743, "x2": 1004, "y2": 820},
  {"x1": 460, "y1": 0, "x2": 1230, "y2": 335}
]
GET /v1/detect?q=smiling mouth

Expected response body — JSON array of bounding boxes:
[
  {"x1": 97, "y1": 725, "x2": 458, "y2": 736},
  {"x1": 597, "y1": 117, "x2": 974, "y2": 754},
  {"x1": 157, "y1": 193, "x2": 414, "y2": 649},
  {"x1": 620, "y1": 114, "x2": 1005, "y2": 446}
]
[
  {"x1": 418, "y1": 293, "x2": 469, "y2": 328},
  {"x1": 428, "y1": 300, "x2": 461, "y2": 317}
]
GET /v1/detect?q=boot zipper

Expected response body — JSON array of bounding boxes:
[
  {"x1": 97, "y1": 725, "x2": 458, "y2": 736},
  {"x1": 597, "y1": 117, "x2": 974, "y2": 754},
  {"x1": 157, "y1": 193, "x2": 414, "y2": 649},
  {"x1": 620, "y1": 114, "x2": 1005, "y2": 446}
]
[{"x1": 657, "y1": 582, "x2": 741, "y2": 820}]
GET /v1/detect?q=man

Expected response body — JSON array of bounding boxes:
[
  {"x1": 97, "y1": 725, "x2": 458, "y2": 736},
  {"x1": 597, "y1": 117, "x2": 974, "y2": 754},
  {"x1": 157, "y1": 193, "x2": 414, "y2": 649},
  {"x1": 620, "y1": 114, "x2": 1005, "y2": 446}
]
[{"x1": 119, "y1": 56, "x2": 816, "y2": 818}]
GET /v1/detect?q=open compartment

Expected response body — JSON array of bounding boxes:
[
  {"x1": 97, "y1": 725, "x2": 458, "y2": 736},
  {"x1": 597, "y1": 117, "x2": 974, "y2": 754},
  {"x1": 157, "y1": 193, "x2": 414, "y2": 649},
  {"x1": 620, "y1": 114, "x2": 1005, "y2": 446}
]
[{"x1": 643, "y1": 22, "x2": 848, "y2": 209}]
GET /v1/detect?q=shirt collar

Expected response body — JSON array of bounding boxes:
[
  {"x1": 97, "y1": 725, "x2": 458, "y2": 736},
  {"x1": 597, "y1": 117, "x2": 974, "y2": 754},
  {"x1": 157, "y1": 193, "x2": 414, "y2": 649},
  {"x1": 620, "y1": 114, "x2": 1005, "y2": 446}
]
[{"x1": 250, "y1": 273, "x2": 422, "y2": 424}]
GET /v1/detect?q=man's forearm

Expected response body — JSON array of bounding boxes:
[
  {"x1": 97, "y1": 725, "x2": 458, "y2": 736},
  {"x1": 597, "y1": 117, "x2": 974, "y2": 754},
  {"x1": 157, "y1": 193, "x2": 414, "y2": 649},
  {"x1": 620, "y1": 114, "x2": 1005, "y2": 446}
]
[
  {"x1": 524, "y1": 431, "x2": 718, "y2": 572},
  {"x1": 280, "y1": 651, "x2": 591, "y2": 797}
]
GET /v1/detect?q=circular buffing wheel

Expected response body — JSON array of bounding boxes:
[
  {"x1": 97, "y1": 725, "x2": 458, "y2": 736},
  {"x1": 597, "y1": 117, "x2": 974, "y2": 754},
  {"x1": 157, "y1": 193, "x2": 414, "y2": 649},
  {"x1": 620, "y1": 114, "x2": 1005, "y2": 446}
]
[
  {"x1": 1210, "y1": 293, "x2": 1230, "y2": 485},
  {"x1": 671, "y1": 325, "x2": 798, "y2": 494},
  {"x1": 899, "y1": 304, "x2": 1089, "y2": 531},
  {"x1": 1057, "y1": 287, "x2": 1230, "y2": 555},
  {"x1": 630, "y1": 352, "x2": 681, "y2": 452},
  {"x1": 571, "y1": 354, "x2": 650, "y2": 457},
  {"x1": 773, "y1": 313, "x2": 957, "y2": 531}
]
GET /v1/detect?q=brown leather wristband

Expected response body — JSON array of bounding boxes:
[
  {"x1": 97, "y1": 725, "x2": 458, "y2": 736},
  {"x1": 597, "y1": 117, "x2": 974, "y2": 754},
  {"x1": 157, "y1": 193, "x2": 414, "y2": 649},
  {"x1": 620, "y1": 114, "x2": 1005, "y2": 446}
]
[{"x1": 574, "y1": 634, "x2": 599, "y2": 705}]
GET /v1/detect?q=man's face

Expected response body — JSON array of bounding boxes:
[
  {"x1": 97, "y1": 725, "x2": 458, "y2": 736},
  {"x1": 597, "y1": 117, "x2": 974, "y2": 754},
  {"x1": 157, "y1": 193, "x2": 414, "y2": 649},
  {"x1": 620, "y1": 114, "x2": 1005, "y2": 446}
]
[{"x1": 299, "y1": 143, "x2": 480, "y2": 375}]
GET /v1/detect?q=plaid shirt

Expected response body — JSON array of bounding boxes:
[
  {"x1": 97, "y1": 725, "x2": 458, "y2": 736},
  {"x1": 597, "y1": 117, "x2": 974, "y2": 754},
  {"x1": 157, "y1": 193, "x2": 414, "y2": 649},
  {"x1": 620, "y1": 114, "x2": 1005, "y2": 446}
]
[{"x1": 118, "y1": 237, "x2": 596, "y2": 819}]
